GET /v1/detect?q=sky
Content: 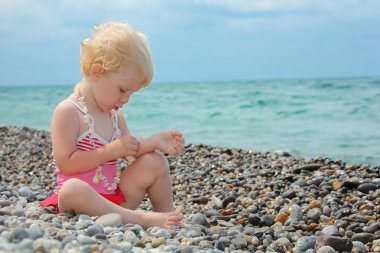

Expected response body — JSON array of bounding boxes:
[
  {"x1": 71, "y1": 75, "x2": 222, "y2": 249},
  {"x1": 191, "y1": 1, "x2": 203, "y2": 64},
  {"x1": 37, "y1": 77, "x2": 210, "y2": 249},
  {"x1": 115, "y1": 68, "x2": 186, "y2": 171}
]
[{"x1": 0, "y1": 0, "x2": 379, "y2": 86}]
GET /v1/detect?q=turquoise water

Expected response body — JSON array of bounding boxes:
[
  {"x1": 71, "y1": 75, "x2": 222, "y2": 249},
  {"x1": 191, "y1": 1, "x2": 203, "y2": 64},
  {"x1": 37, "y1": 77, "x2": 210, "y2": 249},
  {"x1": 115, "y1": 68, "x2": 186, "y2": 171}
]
[{"x1": 1, "y1": 77, "x2": 379, "y2": 165}]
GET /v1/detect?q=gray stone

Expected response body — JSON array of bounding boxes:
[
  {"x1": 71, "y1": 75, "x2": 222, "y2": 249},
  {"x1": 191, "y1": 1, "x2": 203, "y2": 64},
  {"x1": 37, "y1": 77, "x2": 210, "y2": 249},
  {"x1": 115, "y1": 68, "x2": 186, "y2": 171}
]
[
  {"x1": 260, "y1": 215, "x2": 274, "y2": 227},
  {"x1": 33, "y1": 238, "x2": 62, "y2": 252},
  {"x1": 294, "y1": 236, "x2": 316, "y2": 251},
  {"x1": 18, "y1": 187, "x2": 35, "y2": 199},
  {"x1": 290, "y1": 204, "x2": 303, "y2": 220},
  {"x1": 10, "y1": 227, "x2": 29, "y2": 242},
  {"x1": 351, "y1": 233, "x2": 375, "y2": 244},
  {"x1": 11, "y1": 206, "x2": 25, "y2": 217},
  {"x1": 86, "y1": 224, "x2": 104, "y2": 236},
  {"x1": 123, "y1": 230, "x2": 137, "y2": 243},
  {"x1": 282, "y1": 190, "x2": 297, "y2": 199},
  {"x1": 150, "y1": 227, "x2": 171, "y2": 239},
  {"x1": 321, "y1": 225, "x2": 339, "y2": 235},
  {"x1": 307, "y1": 208, "x2": 322, "y2": 220},
  {"x1": 316, "y1": 246, "x2": 335, "y2": 253},
  {"x1": 152, "y1": 237, "x2": 166, "y2": 248},
  {"x1": 180, "y1": 246, "x2": 194, "y2": 253},
  {"x1": 27, "y1": 227, "x2": 44, "y2": 240},
  {"x1": 274, "y1": 237, "x2": 291, "y2": 247},
  {"x1": 95, "y1": 213, "x2": 123, "y2": 227},
  {"x1": 222, "y1": 196, "x2": 236, "y2": 209},
  {"x1": 77, "y1": 234, "x2": 97, "y2": 244},
  {"x1": 357, "y1": 183, "x2": 377, "y2": 193},
  {"x1": 78, "y1": 214, "x2": 92, "y2": 222},
  {"x1": 352, "y1": 241, "x2": 367, "y2": 253},
  {"x1": 231, "y1": 236, "x2": 248, "y2": 249},
  {"x1": 315, "y1": 234, "x2": 353, "y2": 252},
  {"x1": 191, "y1": 213, "x2": 209, "y2": 226}
]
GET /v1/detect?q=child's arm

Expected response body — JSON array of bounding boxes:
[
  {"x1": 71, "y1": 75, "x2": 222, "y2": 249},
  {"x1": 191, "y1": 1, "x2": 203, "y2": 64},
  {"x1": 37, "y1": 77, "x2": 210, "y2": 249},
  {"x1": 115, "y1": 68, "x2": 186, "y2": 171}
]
[
  {"x1": 117, "y1": 111, "x2": 184, "y2": 157},
  {"x1": 52, "y1": 103, "x2": 138, "y2": 176},
  {"x1": 136, "y1": 132, "x2": 184, "y2": 156}
]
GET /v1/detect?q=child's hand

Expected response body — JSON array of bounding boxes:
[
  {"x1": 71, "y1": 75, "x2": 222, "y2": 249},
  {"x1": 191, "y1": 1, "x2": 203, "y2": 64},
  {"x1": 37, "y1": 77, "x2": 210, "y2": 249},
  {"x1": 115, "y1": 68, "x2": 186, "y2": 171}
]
[
  {"x1": 155, "y1": 131, "x2": 185, "y2": 156},
  {"x1": 110, "y1": 135, "x2": 139, "y2": 158}
]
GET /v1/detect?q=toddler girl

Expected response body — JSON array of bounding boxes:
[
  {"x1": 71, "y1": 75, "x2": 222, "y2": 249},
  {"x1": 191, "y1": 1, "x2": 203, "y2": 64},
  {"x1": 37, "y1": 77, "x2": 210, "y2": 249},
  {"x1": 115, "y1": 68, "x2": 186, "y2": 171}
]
[{"x1": 41, "y1": 21, "x2": 184, "y2": 228}]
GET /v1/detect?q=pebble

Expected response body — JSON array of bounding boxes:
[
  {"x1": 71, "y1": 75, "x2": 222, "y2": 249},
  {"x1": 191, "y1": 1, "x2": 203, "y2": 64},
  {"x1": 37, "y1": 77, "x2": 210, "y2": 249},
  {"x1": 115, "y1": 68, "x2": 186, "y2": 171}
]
[
  {"x1": 191, "y1": 213, "x2": 209, "y2": 226},
  {"x1": 352, "y1": 241, "x2": 367, "y2": 253},
  {"x1": 293, "y1": 236, "x2": 316, "y2": 252},
  {"x1": 350, "y1": 232, "x2": 375, "y2": 243},
  {"x1": 231, "y1": 236, "x2": 247, "y2": 249},
  {"x1": 123, "y1": 230, "x2": 138, "y2": 243},
  {"x1": 1, "y1": 126, "x2": 380, "y2": 252},
  {"x1": 315, "y1": 234, "x2": 353, "y2": 252},
  {"x1": 18, "y1": 186, "x2": 35, "y2": 199},
  {"x1": 95, "y1": 213, "x2": 123, "y2": 227},
  {"x1": 321, "y1": 225, "x2": 339, "y2": 236},
  {"x1": 86, "y1": 224, "x2": 104, "y2": 236},
  {"x1": 316, "y1": 246, "x2": 336, "y2": 253}
]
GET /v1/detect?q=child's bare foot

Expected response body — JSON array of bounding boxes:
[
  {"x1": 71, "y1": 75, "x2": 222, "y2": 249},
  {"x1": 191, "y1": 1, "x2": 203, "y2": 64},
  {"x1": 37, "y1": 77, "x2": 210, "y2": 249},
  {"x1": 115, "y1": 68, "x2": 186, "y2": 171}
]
[
  {"x1": 155, "y1": 131, "x2": 185, "y2": 156},
  {"x1": 140, "y1": 211, "x2": 184, "y2": 229}
]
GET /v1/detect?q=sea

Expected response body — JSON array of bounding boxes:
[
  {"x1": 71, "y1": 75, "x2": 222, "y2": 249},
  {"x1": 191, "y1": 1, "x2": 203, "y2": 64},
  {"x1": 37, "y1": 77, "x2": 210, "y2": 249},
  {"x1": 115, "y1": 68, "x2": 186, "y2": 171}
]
[{"x1": 1, "y1": 77, "x2": 379, "y2": 166}]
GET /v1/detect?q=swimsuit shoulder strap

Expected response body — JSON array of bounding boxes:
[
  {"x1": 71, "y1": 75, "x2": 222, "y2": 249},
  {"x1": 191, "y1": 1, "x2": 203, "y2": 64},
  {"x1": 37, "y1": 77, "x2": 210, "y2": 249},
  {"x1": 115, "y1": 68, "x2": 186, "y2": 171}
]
[{"x1": 66, "y1": 98, "x2": 86, "y2": 114}]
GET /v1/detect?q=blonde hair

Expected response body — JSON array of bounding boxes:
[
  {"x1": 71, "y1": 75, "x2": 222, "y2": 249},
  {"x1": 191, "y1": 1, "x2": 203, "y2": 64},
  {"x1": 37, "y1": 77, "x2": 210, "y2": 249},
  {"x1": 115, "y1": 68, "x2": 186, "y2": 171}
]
[{"x1": 80, "y1": 21, "x2": 153, "y2": 87}]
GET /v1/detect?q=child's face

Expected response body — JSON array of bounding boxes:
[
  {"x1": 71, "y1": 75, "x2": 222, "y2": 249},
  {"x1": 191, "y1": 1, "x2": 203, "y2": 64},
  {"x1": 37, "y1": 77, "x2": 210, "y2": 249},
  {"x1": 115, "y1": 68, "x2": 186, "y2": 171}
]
[{"x1": 93, "y1": 65, "x2": 143, "y2": 112}]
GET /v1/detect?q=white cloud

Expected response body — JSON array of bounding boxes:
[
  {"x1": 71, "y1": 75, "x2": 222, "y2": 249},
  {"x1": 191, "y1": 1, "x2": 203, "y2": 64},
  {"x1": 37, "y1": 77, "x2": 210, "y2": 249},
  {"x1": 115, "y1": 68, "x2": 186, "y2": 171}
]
[
  {"x1": 0, "y1": 0, "x2": 379, "y2": 43},
  {"x1": 194, "y1": 0, "x2": 380, "y2": 14},
  {"x1": 0, "y1": 0, "x2": 190, "y2": 42},
  {"x1": 194, "y1": 0, "x2": 380, "y2": 30}
]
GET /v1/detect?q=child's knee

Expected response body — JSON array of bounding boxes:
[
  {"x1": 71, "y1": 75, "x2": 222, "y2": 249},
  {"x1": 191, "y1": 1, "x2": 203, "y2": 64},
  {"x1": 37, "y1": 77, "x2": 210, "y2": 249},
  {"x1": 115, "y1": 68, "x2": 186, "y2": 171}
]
[
  {"x1": 141, "y1": 151, "x2": 168, "y2": 166},
  {"x1": 59, "y1": 178, "x2": 90, "y2": 197},
  {"x1": 139, "y1": 151, "x2": 169, "y2": 174}
]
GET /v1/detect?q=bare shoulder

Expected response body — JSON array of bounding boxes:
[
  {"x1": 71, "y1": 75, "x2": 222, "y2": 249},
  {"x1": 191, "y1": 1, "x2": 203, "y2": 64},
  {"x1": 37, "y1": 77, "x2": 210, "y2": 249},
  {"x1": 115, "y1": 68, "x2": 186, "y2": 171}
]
[
  {"x1": 52, "y1": 100, "x2": 80, "y2": 135},
  {"x1": 51, "y1": 100, "x2": 80, "y2": 163},
  {"x1": 55, "y1": 100, "x2": 76, "y2": 114}
]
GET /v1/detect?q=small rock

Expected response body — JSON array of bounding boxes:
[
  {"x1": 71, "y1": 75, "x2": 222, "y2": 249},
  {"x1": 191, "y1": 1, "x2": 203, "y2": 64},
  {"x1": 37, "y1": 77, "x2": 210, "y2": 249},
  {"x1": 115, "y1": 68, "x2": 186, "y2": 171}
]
[
  {"x1": 351, "y1": 232, "x2": 375, "y2": 244},
  {"x1": 260, "y1": 215, "x2": 274, "y2": 227},
  {"x1": 289, "y1": 204, "x2": 303, "y2": 220},
  {"x1": 33, "y1": 238, "x2": 62, "y2": 252},
  {"x1": 357, "y1": 183, "x2": 377, "y2": 193},
  {"x1": 316, "y1": 245, "x2": 336, "y2": 253},
  {"x1": 307, "y1": 208, "x2": 322, "y2": 220},
  {"x1": 282, "y1": 190, "x2": 297, "y2": 199},
  {"x1": 352, "y1": 241, "x2": 367, "y2": 253},
  {"x1": 191, "y1": 213, "x2": 209, "y2": 226},
  {"x1": 10, "y1": 227, "x2": 29, "y2": 242},
  {"x1": 18, "y1": 186, "x2": 35, "y2": 199},
  {"x1": 231, "y1": 236, "x2": 247, "y2": 249},
  {"x1": 248, "y1": 214, "x2": 261, "y2": 226},
  {"x1": 294, "y1": 236, "x2": 316, "y2": 251},
  {"x1": 123, "y1": 230, "x2": 138, "y2": 243},
  {"x1": 192, "y1": 196, "x2": 209, "y2": 204},
  {"x1": 321, "y1": 225, "x2": 339, "y2": 235},
  {"x1": 86, "y1": 224, "x2": 104, "y2": 237},
  {"x1": 152, "y1": 237, "x2": 166, "y2": 248},
  {"x1": 179, "y1": 246, "x2": 194, "y2": 253},
  {"x1": 222, "y1": 196, "x2": 236, "y2": 209},
  {"x1": 315, "y1": 234, "x2": 353, "y2": 252},
  {"x1": 274, "y1": 237, "x2": 291, "y2": 247},
  {"x1": 95, "y1": 213, "x2": 123, "y2": 227}
]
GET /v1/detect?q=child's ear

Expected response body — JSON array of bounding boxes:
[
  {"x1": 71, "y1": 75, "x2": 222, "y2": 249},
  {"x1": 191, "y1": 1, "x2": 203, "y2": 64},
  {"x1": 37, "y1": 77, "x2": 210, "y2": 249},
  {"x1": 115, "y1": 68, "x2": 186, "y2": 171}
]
[{"x1": 89, "y1": 64, "x2": 105, "y2": 80}]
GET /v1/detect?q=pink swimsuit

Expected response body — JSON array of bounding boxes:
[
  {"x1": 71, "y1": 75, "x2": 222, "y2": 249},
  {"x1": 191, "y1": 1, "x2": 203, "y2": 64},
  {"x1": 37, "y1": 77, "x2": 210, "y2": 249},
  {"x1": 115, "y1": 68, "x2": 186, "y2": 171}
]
[{"x1": 41, "y1": 99, "x2": 126, "y2": 212}]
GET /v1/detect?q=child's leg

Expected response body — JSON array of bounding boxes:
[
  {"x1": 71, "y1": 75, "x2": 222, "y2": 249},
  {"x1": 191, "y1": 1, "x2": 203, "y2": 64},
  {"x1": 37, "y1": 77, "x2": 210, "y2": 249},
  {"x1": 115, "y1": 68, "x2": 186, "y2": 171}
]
[
  {"x1": 58, "y1": 178, "x2": 182, "y2": 228},
  {"x1": 118, "y1": 151, "x2": 175, "y2": 212}
]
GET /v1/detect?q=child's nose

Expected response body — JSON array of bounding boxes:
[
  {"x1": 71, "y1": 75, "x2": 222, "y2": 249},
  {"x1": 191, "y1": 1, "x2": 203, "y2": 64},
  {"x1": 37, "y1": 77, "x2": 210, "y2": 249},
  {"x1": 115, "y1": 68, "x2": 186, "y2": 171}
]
[{"x1": 120, "y1": 94, "x2": 130, "y2": 104}]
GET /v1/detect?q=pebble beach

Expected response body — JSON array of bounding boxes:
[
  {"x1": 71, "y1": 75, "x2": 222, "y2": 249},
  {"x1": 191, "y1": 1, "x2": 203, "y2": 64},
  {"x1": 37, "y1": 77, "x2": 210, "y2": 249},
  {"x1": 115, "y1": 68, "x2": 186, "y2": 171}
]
[{"x1": 0, "y1": 126, "x2": 379, "y2": 253}]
